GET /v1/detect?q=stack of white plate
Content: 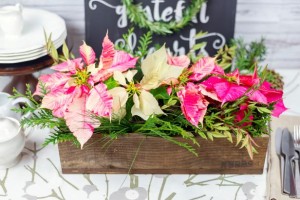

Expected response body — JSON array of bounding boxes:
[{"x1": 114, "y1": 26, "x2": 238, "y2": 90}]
[{"x1": 0, "y1": 8, "x2": 67, "y2": 64}]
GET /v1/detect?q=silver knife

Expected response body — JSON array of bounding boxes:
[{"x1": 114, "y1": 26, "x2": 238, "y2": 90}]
[
  {"x1": 275, "y1": 128, "x2": 284, "y2": 190},
  {"x1": 281, "y1": 128, "x2": 296, "y2": 196}
]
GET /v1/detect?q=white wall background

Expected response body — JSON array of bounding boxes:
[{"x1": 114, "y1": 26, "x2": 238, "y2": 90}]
[{"x1": 1, "y1": 0, "x2": 300, "y2": 69}]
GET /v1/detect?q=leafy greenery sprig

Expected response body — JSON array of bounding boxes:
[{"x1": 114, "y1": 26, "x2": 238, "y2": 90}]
[
  {"x1": 12, "y1": 83, "x2": 272, "y2": 159},
  {"x1": 122, "y1": 0, "x2": 205, "y2": 35}
]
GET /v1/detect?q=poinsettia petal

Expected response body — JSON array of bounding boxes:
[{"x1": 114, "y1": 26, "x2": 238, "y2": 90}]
[
  {"x1": 86, "y1": 83, "x2": 113, "y2": 117},
  {"x1": 131, "y1": 93, "x2": 147, "y2": 119},
  {"x1": 200, "y1": 76, "x2": 224, "y2": 91},
  {"x1": 38, "y1": 72, "x2": 70, "y2": 93},
  {"x1": 92, "y1": 51, "x2": 138, "y2": 82},
  {"x1": 252, "y1": 91, "x2": 268, "y2": 104},
  {"x1": 141, "y1": 46, "x2": 184, "y2": 90},
  {"x1": 212, "y1": 65, "x2": 225, "y2": 75},
  {"x1": 214, "y1": 81, "x2": 247, "y2": 105},
  {"x1": 189, "y1": 57, "x2": 217, "y2": 81},
  {"x1": 140, "y1": 90, "x2": 164, "y2": 116},
  {"x1": 177, "y1": 83, "x2": 209, "y2": 126},
  {"x1": 167, "y1": 86, "x2": 172, "y2": 96},
  {"x1": 131, "y1": 105, "x2": 149, "y2": 120},
  {"x1": 111, "y1": 51, "x2": 138, "y2": 71},
  {"x1": 272, "y1": 99, "x2": 288, "y2": 117},
  {"x1": 51, "y1": 58, "x2": 83, "y2": 73},
  {"x1": 131, "y1": 90, "x2": 164, "y2": 120},
  {"x1": 64, "y1": 87, "x2": 97, "y2": 148},
  {"x1": 125, "y1": 70, "x2": 138, "y2": 82},
  {"x1": 247, "y1": 90, "x2": 268, "y2": 104},
  {"x1": 101, "y1": 33, "x2": 115, "y2": 69},
  {"x1": 80, "y1": 41, "x2": 96, "y2": 65},
  {"x1": 40, "y1": 90, "x2": 73, "y2": 118},
  {"x1": 235, "y1": 103, "x2": 254, "y2": 127},
  {"x1": 167, "y1": 54, "x2": 190, "y2": 68},
  {"x1": 259, "y1": 81, "x2": 283, "y2": 103},
  {"x1": 239, "y1": 68, "x2": 259, "y2": 86},
  {"x1": 109, "y1": 87, "x2": 128, "y2": 118},
  {"x1": 198, "y1": 85, "x2": 221, "y2": 102},
  {"x1": 113, "y1": 71, "x2": 127, "y2": 86}
]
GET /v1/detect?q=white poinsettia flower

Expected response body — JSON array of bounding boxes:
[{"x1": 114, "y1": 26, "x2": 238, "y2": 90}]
[
  {"x1": 109, "y1": 70, "x2": 138, "y2": 119},
  {"x1": 109, "y1": 87, "x2": 128, "y2": 119},
  {"x1": 131, "y1": 90, "x2": 164, "y2": 120},
  {"x1": 140, "y1": 45, "x2": 185, "y2": 90}
]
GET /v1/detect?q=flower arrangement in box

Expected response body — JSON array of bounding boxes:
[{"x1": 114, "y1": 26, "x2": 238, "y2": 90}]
[{"x1": 13, "y1": 32, "x2": 286, "y2": 159}]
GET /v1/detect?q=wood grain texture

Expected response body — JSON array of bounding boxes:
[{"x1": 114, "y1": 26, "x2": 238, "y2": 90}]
[
  {"x1": 0, "y1": 55, "x2": 53, "y2": 75},
  {"x1": 58, "y1": 134, "x2": 269, "y2": 174},
  {"x1": 1, "y1": 0, "x2": 299, "y2": 68}
]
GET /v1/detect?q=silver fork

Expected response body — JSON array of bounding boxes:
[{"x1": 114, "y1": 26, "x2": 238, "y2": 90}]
[{"x1": 293, "y1": 125, "x2": 300, "y2": 197}]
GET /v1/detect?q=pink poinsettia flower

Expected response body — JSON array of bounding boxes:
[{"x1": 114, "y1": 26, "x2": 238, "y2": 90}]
[
  {"x1": 188, "y1": 57, "x2": 224, "y2": 81},
  {"x1": 234, "y1": 103, "x2": 254, "y2": 127},
  {"x1": 88, "y1": 34, "x2": 138, "y2": 82},
  {"x1": 177, "y1": 82, "x2": 209, "y2": 127},
  {"x1": 167, "y1": 54, "x2": 190, "y2": 68},
  {"x1": 201, "y1": 76, "x2": 248, "y2": 105},
  {"x1": 36, "y1": 41, "x2": 113, "y2": 148}
]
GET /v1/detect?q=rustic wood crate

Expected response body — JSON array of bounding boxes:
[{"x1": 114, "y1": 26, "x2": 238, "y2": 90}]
[{"x1": 58, "y1": 134, "x2": 269, "y2": 174}]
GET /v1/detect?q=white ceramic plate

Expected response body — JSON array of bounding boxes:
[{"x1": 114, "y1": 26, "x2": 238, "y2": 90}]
[
  {"x1": 0, "y1": 8, "x2": 66, "y2": 54},
  {"x1": 0, "y1": 41, "x2": 65, "y2": 63},
  {"x1": 0, "y1": 31, "x2": 66, "y2": 61},
  {"x1": 0, "y1": 30, "x2": 67, "y2": 57}
]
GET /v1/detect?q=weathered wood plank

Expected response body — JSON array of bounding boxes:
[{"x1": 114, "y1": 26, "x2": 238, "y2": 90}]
[{"x1": 58, "y1": 134, "x2": 268, "y2": 174}]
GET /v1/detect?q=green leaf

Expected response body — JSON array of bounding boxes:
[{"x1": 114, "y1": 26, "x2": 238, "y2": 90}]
[
  {"x1": 257, "y1": 107, "x2": 272, "y2": 114},
  {"x1": 195, "y1": 31, "x2": 208, "y2": 38},
  {"x1": 212, "y1": 131, "x2": 226, "y2": 138},
  {"x1": 104, "y1": 77, "x2": 118, "y2": 90},
  {"x1": 192, "y1": 42, "x2": 207, "y2": 51},
  {"x1": 196, "y1": 130, "x2": 207, "y2": 140},
  {"x1": 224, "y1": 131, "x2": 233, "y2": 143},
  {"x1": 207, "y1": 132, "x2": 214, "y2": 141},
  {"x1": 168, "y1": 100, "x2": 177, "y2": 106},
  {"x1": 236, "y1": 131, "x2": 243, "y2": 146},
  {"x1": 62, "y1": 42, "x2": 70, "y2": 59},
  {"x1": 240, "y1": 136, "x2": 249, "y2": 149},
  {"x1": 150, "y1": 87, "x2": 169, "y2": 100},
  {"x1": 50, "y1": 47, "x2": 59, "y2": 62},
  {"x1": 215, "y1": 126, "x2": 230, "y2": 131}
]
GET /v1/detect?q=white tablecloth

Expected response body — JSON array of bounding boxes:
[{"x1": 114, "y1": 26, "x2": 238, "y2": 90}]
[{"x1": 0, "y1": 69, "x2": 299, "y2": 200}]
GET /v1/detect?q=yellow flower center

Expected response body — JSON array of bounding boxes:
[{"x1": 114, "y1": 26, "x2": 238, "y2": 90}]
[
  {"x1": 74, "y1": 69, "x2": 90, "y2": 86},
  {"x1": 127, "y1": 82, "x2": 140, "y2": 95},
  {"x1": 178, "y1": 69, "x2": 191, "y2": 85},
  {"x1": 227, "y1": 76, "x2": 237, "y2": 83}
]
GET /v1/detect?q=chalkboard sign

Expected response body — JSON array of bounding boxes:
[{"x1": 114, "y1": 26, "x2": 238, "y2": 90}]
[{"x1": 85, "y1": 0, "x2": 237, "y2": 56}]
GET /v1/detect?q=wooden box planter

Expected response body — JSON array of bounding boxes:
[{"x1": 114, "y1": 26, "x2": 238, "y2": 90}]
[{"x1": 58, "y1": 134, "x2": 269, "y2": 174}]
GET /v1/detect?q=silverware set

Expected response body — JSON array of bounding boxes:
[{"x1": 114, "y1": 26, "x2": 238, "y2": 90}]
[{"x1": 276, "y1": 127, "x2": 300, "y2": 198}]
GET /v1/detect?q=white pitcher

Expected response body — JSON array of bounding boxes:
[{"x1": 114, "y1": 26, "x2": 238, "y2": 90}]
[
  {"x1": 0, "y1": 117, "x2": 28, "y2": 169},
  {"x1": 0, "y1": 3, "x2": 24, "y2": 38},
  {"x1": 0, "y1": 92, "x2": 32, "y2": 120}
]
